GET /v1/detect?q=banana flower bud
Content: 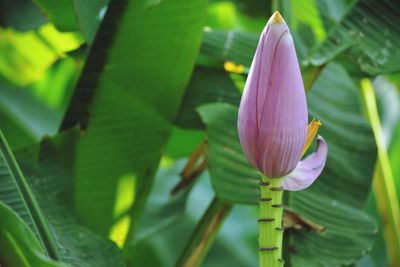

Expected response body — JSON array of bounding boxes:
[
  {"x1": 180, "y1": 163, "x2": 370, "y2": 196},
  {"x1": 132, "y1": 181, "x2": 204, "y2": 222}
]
[{"x1": 237, "y1": 12, "x2": 328, "y2": 191}]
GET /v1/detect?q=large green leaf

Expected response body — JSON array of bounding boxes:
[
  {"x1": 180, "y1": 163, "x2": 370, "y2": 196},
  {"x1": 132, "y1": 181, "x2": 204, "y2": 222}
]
[
  {"x1": 199, "y1": 30, "x2": 257, "y2": 67},
  {"x1": 0, "y1": 85, "x2": 61, "y2": 148},
  {"x1": 123, "y1": 158, "x2": 243, "y2": 267},
  {"x1": 0, "y1": 129, "x2": 59, "y2": 258},
  {"x1": 289, "y1": 0, "x2": 326, "y2": 44},
  {"x1": 175, "y1": 66, "x2": 241, "y2": 129},
  {"x1": 205, "y1": 0, "x2": 269, "y2": 32},
  {"x1": 24, "y1": 0, "x2": 107, "y2": 43},
  {"x1": 0, "y1": 129, "x2": 126, "y2": 266},
  {"x1": 277, "y1": 0, "x2": 328, "y2": 60},
  {"x1": 0, "y1": 0, "x2": 46, "y2": 31},
  {"x1": 197, "y1": 63, "x2": 377, "y2": 266},
  {"x1": 121, "y1": 157, "x2": 260, "y2": 267},
  {"x1": 0, "y1": 27, "x2": 83, "y2": 86},
  {"x1": 33, "y1": 0, "x2": 79, "y2": 32},
  {"x1": 305, "y1": 64, "x2": 376, "y2": 208},
  {"x1": 72, "y1": 0, "x2": 109, "y2": 45},
  {"x1": 0, "y1": 202, "x2": 66, "y2": 267},
  {"x1": 164, "y1": 127, "x2": 204, "y2": 159},
  {"x1": 198, "y1": 26, "x2": 323, "y2": 72},
  {"x1": 0, "y1": 57, "x2": 81, "y2": 149},
  {"x1": 60, "y1": 0, "x2": 208, "y2": 237},
  {"x1": 306, "y1": 0, "x2": 400, "y2": 75},
  {"x1": 124, "y1": 159, "x2": 191, "y2": 267},
  {"x1": 15, "y1": 132, "x2": 126, "y2": 266},
  {"x1": 199, "y1": 1, "x2": 400, "y2": 78},
  {"x1": 316, "y1": 0, "x2": 356, "y2": 30}
]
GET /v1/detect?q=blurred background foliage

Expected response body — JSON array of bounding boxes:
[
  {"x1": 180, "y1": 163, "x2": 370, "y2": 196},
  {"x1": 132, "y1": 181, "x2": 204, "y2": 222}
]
[{"x1": 0, "y1": 0, "x2": 399, "y2": 266}]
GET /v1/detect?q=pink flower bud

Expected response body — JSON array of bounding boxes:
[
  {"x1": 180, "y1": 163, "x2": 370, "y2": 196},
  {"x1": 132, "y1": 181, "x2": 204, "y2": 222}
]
[{"x1": 237, "y1": 12, "x2": 308, "y2": 178}]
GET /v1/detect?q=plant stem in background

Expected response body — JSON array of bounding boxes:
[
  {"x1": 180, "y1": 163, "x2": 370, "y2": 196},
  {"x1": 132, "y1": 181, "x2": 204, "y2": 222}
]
[
  {"x1": 302, "y1": 65, "x2": 326, "y2": 92},
  {"x1": 258, "y1": 176, "x2": 284, "y2": 267},
  {"x1": 175, "y1": 197, "x2": 231, "y2": 267},
  {"x1": 361, "y1": 79, "x2": 400, "y2": 267},
  {"x1": 171, "y1": 140, "x2": 208, "y2": 195}
]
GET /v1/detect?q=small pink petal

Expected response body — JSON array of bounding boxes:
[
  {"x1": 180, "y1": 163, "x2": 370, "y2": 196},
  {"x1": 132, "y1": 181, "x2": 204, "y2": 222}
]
[{"x1": 282, "y1": 136, "x2": 328, "y2": 191}]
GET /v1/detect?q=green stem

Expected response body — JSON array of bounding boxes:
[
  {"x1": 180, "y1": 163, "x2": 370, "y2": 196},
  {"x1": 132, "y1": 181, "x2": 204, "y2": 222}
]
[
  {"x1": 361, "y1": 79, "x2": 400, "y2": 266},
  {"x1": 258, "y1": 176, "x2": 284, "y2": 267},
  {"x1": 282, "y1": 185, "x2": 292, "y2": 267},
  {"x1": 175, "y1": 197, "x2": 231, "y2": 267}
]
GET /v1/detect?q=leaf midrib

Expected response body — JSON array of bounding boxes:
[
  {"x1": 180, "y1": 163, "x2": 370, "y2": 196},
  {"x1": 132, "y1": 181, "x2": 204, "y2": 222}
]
[{"x1": 0, "y1": 130, "x2": 60, "y2": 260}]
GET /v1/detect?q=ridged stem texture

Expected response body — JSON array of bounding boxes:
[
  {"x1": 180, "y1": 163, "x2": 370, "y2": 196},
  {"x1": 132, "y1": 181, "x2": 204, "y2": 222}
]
[{"x1": 258, "y1": 176, "x2": 284, "y2": 267}]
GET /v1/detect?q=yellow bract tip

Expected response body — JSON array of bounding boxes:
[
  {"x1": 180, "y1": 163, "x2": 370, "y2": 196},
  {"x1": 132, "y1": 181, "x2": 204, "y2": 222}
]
[
  {"x1": 271, "y1": 11, "x2": 284, "y2": 24},
  {"x1": 301, "y1": 118, "x2": 322, "y2": 157},
  {"x1": 224, "y1": 61, "x2": 245, "y2": 74}
]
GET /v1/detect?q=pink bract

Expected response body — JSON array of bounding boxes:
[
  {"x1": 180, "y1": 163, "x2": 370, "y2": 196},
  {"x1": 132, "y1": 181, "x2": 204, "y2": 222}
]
[{"x1": 238, "y1": 12, "x2": 308, "y2": 178}]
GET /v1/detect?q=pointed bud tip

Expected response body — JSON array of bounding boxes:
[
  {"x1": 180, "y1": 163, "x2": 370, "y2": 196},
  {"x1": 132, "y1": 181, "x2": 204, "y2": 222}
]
[{"x1": 270, "y1": 11, "x2": 284, "y2": 24}]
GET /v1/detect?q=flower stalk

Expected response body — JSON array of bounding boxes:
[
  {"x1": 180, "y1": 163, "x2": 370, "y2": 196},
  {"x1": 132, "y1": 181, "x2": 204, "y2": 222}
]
[
  {"x1": 237, "y1": 11, "x2": 328, "y2": 267},
  {"x1": 258, "y1": 177, "x2": 284, "y2": 267}
]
